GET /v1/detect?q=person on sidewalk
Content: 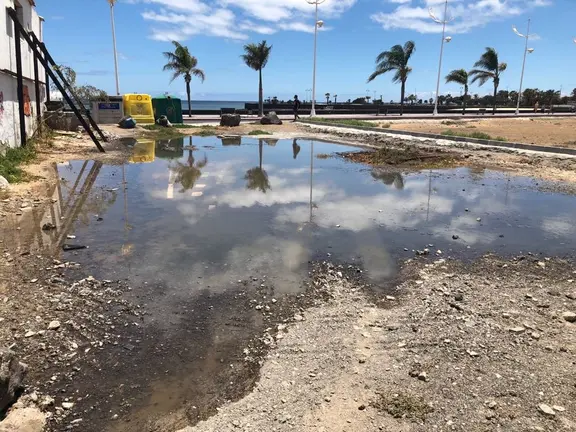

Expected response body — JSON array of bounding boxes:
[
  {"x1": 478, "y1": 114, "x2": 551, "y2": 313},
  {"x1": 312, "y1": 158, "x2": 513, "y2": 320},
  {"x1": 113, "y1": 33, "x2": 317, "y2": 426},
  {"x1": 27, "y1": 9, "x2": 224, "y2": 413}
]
[{"x1": 293, "y1": 95, "x2": 301, "y2": 122}]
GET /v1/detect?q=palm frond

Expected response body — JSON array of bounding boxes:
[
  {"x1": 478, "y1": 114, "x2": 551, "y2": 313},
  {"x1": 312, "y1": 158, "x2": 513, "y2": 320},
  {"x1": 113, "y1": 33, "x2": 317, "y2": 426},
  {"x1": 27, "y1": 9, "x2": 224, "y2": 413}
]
[
  {"x1": 192, "y1": 68, "x2": 206, "y2": 82},
  {"x1": 403, "y1": 40, "x2": 416, "y2": 61},
  {"x1": 469, "y1": 69, "x2": 494, "y2": 86},
  {"x1": 162, "y1": 41, "x2": 205, "y2": 84},
  {"x1": 242, "y1": 40, "x2": 273, "y2": 71},
  {"x1": 445, "y1": 69, "x2": 468, "y2": 85}
]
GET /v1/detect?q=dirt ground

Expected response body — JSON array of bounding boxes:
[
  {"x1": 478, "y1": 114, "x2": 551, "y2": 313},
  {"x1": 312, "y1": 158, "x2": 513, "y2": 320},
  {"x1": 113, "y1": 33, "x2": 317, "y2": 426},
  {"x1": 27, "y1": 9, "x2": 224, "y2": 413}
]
[
  {"x1": 1, "y1": 118, "x2": 576, "y2": 431},
  {"x1": 303, "y1": 124, "x2": 576, "y2": 185},
  {"x1": 181, "y1": 257, "x2": 576, "y2": 432},
  {"x1": 381, "y1": 117, "x2": 576, "y2": 147}
]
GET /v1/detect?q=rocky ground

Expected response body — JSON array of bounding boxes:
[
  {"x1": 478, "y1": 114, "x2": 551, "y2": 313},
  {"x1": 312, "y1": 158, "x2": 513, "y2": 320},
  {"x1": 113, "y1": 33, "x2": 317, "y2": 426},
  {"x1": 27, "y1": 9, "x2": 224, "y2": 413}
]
[
  {"x1": 0, "y1": 253, "x2": 145, "y2": 431},
  {"x1": 182, "y1": 256, "x2": 576, "y2": 432},
  {"x1": 1, "y1": 120, "x2": 576, "y2": 431}
]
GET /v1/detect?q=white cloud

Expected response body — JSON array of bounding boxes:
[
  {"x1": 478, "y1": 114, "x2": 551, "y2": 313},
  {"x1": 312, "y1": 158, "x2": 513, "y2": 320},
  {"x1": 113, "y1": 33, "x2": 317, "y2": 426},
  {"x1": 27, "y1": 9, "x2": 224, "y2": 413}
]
[
  {"x1": 131, "y1": 0, "x2": 357, "y2": 41},
  {"x1": 371, "y1": 0, "x2": 552, "y2": 34}
]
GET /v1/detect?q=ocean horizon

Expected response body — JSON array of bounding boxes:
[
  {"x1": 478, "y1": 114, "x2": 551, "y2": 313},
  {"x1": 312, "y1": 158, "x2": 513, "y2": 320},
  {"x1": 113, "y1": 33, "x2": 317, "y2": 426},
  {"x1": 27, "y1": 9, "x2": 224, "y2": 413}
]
[{"x1": 181, "y1": 100, "x2": 255, "y2": 111}]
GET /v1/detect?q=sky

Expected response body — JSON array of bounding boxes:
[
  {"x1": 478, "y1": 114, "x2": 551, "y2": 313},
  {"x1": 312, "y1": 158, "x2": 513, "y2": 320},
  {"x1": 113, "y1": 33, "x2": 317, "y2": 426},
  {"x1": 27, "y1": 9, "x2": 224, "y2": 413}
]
[{"x1": 37, "y1": 0, "x2": 576, "y2": 102}]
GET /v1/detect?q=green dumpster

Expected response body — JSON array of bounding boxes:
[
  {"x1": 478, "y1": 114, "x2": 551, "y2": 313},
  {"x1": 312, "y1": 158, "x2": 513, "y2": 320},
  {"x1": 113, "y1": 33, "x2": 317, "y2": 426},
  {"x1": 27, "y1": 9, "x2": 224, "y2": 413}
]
[{"x1": 152, "y1": 96, "x2": 183, "y2": 124}]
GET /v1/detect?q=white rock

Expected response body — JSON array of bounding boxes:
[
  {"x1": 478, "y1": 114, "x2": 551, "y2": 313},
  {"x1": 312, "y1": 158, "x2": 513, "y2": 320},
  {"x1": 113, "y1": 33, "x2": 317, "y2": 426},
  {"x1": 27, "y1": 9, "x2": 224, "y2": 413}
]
[
  {"x1": 0, "y1": 407, "x2": 46, "y2": 431},
  {"x1": 0, "y1": 176, "x2": 9, "y2": 189},
  {"x1": 24, "y1": 331, "x2": 36, "y2": 338},
  {"x1": 47, "y1": 320, "x2": 61, "y2": 330},
  {"x1": 508, "y1": 327, "x2": 525, "y2": 333},
  {"x1": 562, "y1": 312, "x2": 576, "y2": 323},
  {"x1": 552, "y1": 405, "x2": 565, "y2": 412},
  {"x1": 61, "y1": 402, "x2": 74, "y2": 409},
  {"x1": 538, "y1": 404, "x2": 555, "y2": 416}
]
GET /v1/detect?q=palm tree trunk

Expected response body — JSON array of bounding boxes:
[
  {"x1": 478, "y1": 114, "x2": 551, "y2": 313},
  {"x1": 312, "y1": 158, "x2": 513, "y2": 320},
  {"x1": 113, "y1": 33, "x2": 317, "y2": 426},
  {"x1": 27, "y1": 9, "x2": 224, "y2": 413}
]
[
  {"x1": 400, "y1": 81, "x2": 406, "y2": 116},
  {"x1": 258, "y1": 140, "x2": 263, "y2": 169},
  {"x1": 258, "y1": 69, "x2": 263, "y2": 117},
  {"x1": 463, "y1": 85, "x2": 468, "y2": 115},
  {"x1": 492, "y1": 82, "x2": 498, "y2": 115},
  {"x1": 186, "y1": 80, "x2": 192, "y2": 118}
]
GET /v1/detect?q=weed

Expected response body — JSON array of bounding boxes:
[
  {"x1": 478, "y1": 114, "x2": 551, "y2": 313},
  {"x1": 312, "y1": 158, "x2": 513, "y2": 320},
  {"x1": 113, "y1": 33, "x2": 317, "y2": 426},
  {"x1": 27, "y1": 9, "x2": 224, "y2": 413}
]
[
  {"x1": 0, "y1": 144, "x2": 37, "y2": 183},
  {"x1": 380, "y1": 123, "x2": 391, "y2": 129},
  {"x1": 142, "y1": 124, "x2": 200, "y2": 130},
  {"x1": 0, "y1": 125, "x2": 55, "y2": 183},
  {"x1": 195, "y1": 127, "x2": 218, "y2": 137},
  {"x1": 341, "y1": 146, "x2": 461, "y2": 168},
  {"x1": 309, "y1": 117, "x2": 378, "y2": 128},
  {"x1": 248, "y1": 130, "x2": 272, "y2": 135},
  {"x1": 440, "y1": 129, "x2": 507, "y2": 142},
  {"x1": 316, "y1": 153, "x2": 332, "y2": 159},
  {"x1": 441, "y1": 120, "x2": 464, "y2": 126},
  {"x1": 372, "y1": 392, "x2": 433, "y2": 420}
]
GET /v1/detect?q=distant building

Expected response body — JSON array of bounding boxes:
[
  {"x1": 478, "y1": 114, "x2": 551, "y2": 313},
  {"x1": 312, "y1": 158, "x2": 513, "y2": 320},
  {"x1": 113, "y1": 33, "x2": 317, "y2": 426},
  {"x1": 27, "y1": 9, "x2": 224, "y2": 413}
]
[{"x1": 0, "y1": 0, "x2": 46, "y2": 149}]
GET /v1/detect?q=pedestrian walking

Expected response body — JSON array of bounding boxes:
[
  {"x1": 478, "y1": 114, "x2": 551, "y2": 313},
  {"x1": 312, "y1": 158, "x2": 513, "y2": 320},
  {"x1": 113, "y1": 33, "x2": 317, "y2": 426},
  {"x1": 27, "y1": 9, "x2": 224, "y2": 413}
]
[{"x1": 293, "y1": 95, "x2": 301, "y2": 121}]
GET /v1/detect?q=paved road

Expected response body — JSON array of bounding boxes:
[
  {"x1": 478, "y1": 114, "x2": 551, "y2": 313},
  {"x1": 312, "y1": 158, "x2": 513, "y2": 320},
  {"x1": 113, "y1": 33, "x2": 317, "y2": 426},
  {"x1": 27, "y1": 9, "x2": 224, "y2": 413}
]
[{"x1": 182, "y1": 112, "x2": 576, "y2": 124}]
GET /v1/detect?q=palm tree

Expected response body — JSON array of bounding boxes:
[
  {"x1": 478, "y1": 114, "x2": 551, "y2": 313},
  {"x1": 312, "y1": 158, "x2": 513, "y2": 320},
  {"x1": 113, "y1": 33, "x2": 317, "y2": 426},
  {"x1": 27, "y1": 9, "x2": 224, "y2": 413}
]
[
  {"x1": 245, "y1": 140, "x2": 270, "y2": 193},
  {"x1": 162, "y1": 41, "x2": 205, "y2": 118},
  {"x1": 445, "y1": 69, "x2": 469, "y2": 115},
  {"x1": 334, "y1": 94, "x2": 338, "y2": 104},
  {"x1": 325, "y1": 93, "x2": 331, "y2": 104},
  {"x1": 172, "y1": 146, "x2": 208, "y2": 192},
  {"x1": 469, "y1": 47, "x2": 507, "y2": 114},
  {"x1": 367, "y1": 41, "x2": 416, "y2": 115},
  {"x1": 241, "y1": 40, "x2": 273, "y2": 117}
]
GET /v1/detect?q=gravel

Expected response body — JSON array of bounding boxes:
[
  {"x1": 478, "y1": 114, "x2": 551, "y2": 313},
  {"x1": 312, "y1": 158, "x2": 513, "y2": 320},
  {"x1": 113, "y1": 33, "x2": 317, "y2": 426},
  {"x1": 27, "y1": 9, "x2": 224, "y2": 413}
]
[{"x1": 180, "y1": 255, "x2": 576, "y2": 432}]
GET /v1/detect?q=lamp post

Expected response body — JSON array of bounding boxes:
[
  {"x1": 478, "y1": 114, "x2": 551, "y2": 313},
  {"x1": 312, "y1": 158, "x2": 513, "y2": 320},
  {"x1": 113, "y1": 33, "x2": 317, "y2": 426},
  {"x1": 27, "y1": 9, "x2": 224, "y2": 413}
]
[
  {"x1": 108, "y1": 0, "x2": 120, "y2": 95},
  {"x1": 306, "y1": 0, "x2": 325, "y2": 117},
  {"x1": 513, "y1": 20, "x2": 536, "y2": 115},
  {"x1": 430, "y1": 0, "x2": 452, "y2": 116}
]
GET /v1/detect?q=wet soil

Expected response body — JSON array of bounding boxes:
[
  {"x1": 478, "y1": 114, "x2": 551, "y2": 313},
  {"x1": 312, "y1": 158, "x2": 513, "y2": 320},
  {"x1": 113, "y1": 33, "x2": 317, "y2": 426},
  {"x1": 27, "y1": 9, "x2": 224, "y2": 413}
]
[
  {"x1": 2, "y1": 131, "x2": 576, "y2": 431},
  {"x1": 337, "y1": 146, "x2": 462, "y2": 168}
]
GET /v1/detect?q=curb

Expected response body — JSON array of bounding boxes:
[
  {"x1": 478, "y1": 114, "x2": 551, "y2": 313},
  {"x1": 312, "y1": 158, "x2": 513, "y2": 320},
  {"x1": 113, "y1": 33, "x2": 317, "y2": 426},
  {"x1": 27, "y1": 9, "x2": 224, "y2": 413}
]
[{"x1": 299, "y1": 120, "x2": 576, "y2": 157}]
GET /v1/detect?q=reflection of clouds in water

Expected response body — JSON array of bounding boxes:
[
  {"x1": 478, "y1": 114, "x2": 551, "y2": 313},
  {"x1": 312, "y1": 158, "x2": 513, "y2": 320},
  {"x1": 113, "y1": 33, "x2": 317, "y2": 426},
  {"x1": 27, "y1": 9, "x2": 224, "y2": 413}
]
[
  {"x1": 276, "y1": 192, "x2": 454, "y2": 232},
  {"x1": 219, "y1": 182, "x2": 333, "y2": 208},
  {"x1": 542, "y1": 217, "x2": 575, "y2": 237},
  {"x1": 431, "y1": 215, "x2": 500, "y2": 245}
]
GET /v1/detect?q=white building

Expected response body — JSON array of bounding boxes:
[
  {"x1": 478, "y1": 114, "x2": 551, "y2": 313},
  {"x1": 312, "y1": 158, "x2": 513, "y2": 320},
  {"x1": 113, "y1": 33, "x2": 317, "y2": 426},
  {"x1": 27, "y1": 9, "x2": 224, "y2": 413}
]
[{"x1": 0, "y1": 0, "x2": 46, "y2": 149}]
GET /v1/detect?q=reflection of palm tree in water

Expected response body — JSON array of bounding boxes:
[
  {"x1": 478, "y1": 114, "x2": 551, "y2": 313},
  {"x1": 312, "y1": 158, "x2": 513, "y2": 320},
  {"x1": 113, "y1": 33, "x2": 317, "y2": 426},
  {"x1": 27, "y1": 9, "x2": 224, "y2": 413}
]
[
  {"x1": 371, "y1": 168, "x2": 404, "y2": 190},
  {"x1": 292, "y1": 139, "x2": 301, "y2": 160},
  {"x1": 245, "y1": 139, "x2": 271, "y2": 193},
  {"x1": 171, "y1": 138, "x2": 207, "y2": 192}
]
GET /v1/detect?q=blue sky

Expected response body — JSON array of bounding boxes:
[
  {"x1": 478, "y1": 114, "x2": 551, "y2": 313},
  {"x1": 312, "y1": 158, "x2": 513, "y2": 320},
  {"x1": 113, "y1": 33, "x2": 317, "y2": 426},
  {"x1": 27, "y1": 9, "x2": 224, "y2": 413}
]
[{"x1": 38, "y1": 0, "x2": 576, "y2": 101}]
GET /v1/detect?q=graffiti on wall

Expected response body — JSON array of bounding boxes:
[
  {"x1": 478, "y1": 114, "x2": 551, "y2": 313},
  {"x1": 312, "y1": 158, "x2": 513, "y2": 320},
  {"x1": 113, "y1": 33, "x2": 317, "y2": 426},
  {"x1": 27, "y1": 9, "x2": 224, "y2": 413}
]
[
  {"x1": 0, "y1": 91, "x2": 4, "y2": 123},
  {"x1": 23, "y1": 85, "x2": 32, "y2": 116}
]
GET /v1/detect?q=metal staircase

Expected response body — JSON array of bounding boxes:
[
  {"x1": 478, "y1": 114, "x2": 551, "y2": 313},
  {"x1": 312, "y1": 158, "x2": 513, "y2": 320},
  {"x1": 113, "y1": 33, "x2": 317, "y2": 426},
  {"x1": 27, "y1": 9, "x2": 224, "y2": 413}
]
[{"x1": 7, "y1": 7, "x2": 106, "y2": 152}]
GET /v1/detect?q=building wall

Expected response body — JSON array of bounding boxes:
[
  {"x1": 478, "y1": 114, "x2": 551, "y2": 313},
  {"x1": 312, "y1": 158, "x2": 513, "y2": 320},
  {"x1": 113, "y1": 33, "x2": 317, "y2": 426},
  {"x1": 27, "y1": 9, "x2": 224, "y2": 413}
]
[{"x1": 0, "y1": 0, "x2": 46, "y2": 149}]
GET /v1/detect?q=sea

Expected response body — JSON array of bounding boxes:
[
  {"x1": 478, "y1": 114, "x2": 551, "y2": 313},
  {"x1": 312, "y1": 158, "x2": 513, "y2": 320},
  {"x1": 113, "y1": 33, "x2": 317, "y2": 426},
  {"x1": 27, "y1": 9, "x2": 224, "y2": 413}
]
[{"x1": 181, "y1": 100, "x2": 253, "y2": 111}]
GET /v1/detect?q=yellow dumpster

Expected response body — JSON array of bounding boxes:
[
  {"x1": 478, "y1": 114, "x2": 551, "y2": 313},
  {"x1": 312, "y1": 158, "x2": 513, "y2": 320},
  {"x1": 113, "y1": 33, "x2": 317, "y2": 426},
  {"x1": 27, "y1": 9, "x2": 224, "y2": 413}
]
[
  {"x1": 123, "y1": 94, "x2": 155, "y2": 124},
  {"x1": 129, "y1": 139, "x2": 155, "y2": 163}
]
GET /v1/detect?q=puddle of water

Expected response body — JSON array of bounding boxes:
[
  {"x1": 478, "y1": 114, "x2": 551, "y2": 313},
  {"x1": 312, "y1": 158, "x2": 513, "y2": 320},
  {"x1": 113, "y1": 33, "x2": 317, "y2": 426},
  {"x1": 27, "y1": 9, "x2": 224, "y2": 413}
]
[
  {"x1": 5, "y1": 136, "x2": 575, "y2": 282},
  {"x1": 2, "y1": 136, "x2": 576, "y2": 430}
]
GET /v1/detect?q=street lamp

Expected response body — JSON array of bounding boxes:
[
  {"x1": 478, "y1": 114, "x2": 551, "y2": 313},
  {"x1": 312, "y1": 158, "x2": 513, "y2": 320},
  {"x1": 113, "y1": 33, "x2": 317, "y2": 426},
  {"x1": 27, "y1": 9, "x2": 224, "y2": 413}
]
[
  {"x1": 430, "y1": 0, "x2": 453, "y2": 116},
  {"x1": 513, "y1": 19, "x2": 536, "y2": 115},
  {"x1": 108, "y1": 0, "x2": 120, "y2": 95},
  {"x1": 306, "y1": 0, "x2": 325, "y2": 117}
]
